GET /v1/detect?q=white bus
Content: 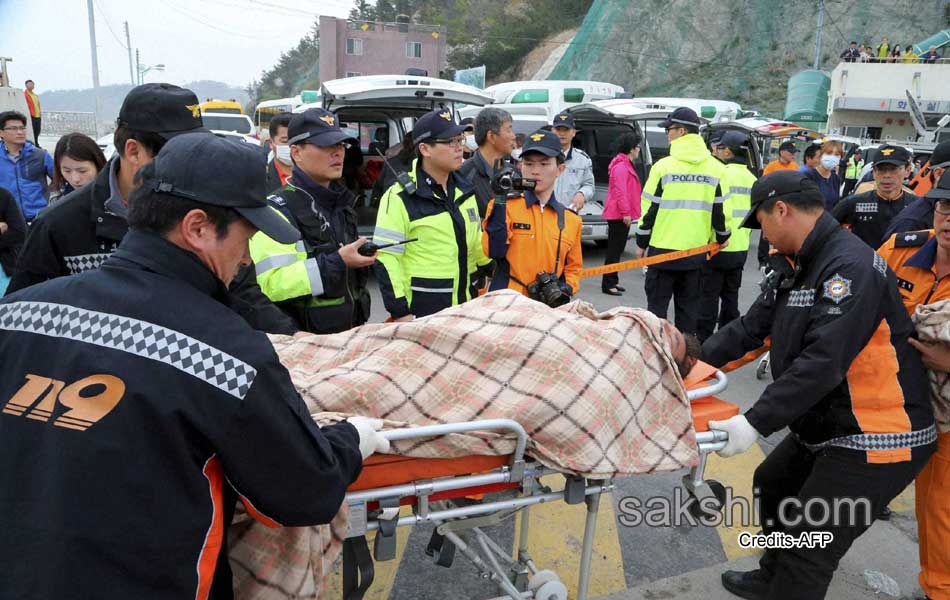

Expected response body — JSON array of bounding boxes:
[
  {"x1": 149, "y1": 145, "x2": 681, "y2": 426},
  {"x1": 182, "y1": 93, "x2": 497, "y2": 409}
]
[{"x1": 252, "y1": 91, "x2": 319, "y2": 140}]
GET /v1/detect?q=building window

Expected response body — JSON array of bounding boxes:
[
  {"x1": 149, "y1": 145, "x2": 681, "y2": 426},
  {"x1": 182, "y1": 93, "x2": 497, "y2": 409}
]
[
  {"x1": 346, "y1": 38, "x2": 363, "y2": 55},
  {"x1": 346, "y1": 71, "x2": 363, "y2": 78},
  {"x1": 406, "y1": 42, "x2": 422, "y2": 59}
]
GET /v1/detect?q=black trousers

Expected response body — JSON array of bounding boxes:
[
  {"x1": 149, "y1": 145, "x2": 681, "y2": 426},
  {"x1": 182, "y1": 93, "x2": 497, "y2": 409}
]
[
  {"x1": 31, "y1": 117, "x2": 41, "y2": 141},
  {"x1": 601, "y1": 220, "x2": 630, "y2": 290},
  {"x1": 754, "y1": 434, "x2": 934, "y2": 600},
  {"x1": 842, "y1": 178, "x2": 857, "y2": 198},
  {"x1": 644, "y1": 267, "x2": 700, "y2": 334},
  {"x1": 697, "y1": 264, "x2": 742, "y2": 341}
]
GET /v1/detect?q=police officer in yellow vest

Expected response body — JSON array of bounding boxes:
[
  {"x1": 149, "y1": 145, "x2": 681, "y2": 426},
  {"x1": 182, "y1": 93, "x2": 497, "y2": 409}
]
[
  {"x1": 636, "y1": 107, "x2": 730, "y2": 335},
  {"x1": 374, "y1": 109, "x2": 491, "y2": 321},
  {"x1": 248, "y1": 108, "x2": 376, "y2": 334},
  {"x1": 698, "y1": 131, "x2": 755, "y2": 341},
  {"x1": 843, "y1": 149, "x2": 864, "y2": 197}
]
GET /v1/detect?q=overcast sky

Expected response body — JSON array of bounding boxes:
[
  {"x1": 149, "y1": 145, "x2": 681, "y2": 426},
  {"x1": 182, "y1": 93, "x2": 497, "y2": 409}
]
[{"x1": 0, "y1": 0, "x2": 354, "y2": 93}]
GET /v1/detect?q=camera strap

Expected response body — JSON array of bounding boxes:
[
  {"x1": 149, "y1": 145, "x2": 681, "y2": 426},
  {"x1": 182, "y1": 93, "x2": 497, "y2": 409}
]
[{"x1": 552, "y1": 204, "x2": 565, "y2": 276}]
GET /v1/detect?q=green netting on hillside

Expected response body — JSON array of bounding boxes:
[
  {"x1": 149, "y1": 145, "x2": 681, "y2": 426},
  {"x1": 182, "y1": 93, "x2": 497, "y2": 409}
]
[{"x1": 547, "y1": 0, "x2": 619, "y2": 80}]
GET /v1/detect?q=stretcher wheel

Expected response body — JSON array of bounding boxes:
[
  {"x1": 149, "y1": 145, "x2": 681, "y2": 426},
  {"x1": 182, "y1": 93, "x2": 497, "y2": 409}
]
[
  {"x1": 687, "y1": 480, "x2": 727, "y2": 520},
  {"x1": 534, "y1": 580, "x2": 568, "y2": 600},
  {"x1": 527, "y1": 570, "x2": 560, "y2": 591}
]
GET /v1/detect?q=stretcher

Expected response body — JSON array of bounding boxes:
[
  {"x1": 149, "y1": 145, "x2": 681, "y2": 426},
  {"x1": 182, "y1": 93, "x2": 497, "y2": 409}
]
[{"x1": 341, "y1": 362, "x2": 737, "y2": 600}]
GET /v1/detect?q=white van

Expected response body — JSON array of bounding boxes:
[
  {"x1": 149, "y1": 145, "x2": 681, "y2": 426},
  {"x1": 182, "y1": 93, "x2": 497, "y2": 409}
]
[
  {"x1": 294, "y1": 74, "x2": 494, "y2": 235},
  {"x1": 458, "y1": 80, "x2": 625, "y2": 126}
]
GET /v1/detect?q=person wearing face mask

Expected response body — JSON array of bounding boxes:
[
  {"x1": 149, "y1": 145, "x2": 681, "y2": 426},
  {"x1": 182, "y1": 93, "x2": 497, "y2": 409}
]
[
  {"x1": 249, "y1": 108, "x2": 376, "y2": 334},
  {"x1": 50, "y1": 133, "x2": 107, "y2": 202},
  {"x1": 264, "y1": 112, "x2": 293, "y2": 191},
  {"x1": 831, "y1": 144, "x2": 919, "y2": 248},
  {"x1": 804, "y1": 140, "x2": 844, "y2": 210}
]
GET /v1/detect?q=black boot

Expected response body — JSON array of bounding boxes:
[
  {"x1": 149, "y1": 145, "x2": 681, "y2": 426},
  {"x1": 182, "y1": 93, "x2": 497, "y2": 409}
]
[{"x1": 721, "y1": 569, "x2": 771, "y2": 600}]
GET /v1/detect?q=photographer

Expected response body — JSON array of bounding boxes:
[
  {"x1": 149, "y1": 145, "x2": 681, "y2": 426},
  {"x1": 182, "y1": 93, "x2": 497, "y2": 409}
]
[{"x1": 482, "y1": 129, "x2": 582, "y2": 307}]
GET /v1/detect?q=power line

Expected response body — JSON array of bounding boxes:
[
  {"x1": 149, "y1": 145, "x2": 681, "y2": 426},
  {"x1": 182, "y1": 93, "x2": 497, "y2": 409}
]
[
  {"x1": 93, "y1": 0, "x2": 129, "y2": 50},
  {"x1": 158, "y1": 0, "x2": 279, "y2": 39}
]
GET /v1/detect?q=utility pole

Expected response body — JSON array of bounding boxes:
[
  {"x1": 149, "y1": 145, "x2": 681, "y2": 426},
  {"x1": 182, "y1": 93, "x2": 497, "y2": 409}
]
[
  {"x1": 136, "y1": 48, "x2": 141, "y2": 85},
  {"x1": 813, "y1": 0, "x2": 825, "y2": 70},
  {"x1": 86, "y1": 0, "x2": 102, "y2": 137},
  {"x1": 124, "y1": 21, "x2": 135, "y2": 85}
]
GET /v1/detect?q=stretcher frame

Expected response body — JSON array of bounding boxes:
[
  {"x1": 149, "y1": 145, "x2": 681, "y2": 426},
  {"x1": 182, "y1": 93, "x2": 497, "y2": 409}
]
[{"x1": 341, "y1": 370, "x2": 730, "y2": 600}]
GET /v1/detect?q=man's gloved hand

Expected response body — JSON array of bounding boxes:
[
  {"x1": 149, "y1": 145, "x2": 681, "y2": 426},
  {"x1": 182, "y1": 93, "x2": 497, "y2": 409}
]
[
  {"x1": 707, "y1": 415, "x2": 760, "y2": 458},
  {"x1": 347, "y1": 416, "x2": 391, "y2": 460}
]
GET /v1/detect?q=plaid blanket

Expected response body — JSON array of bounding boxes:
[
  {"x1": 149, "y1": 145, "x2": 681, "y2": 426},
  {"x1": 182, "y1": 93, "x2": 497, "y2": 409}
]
[
  {"x1": 230, "y1": 290, "x2": 698, "y2": 598},
  {"x1": 912, "y1": 299, "x2": 950, "y2": 433}
]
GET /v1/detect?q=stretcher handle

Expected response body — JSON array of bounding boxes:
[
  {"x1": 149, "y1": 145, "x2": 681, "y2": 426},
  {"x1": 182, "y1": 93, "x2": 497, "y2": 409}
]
[
  {"x1": 695, "y1": 429, "x2": 729, "y2": 453},
  {"x1": 685, "y1": 370, "x2": 728, "y2": 401},
  {"x1": 380, "y1": 418, "x2": 528, "y2": 463}
]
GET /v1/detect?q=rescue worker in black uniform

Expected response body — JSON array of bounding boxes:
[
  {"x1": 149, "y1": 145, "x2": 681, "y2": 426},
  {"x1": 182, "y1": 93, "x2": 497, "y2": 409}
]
[
  {"x1": 249, "y1": 108, "x2": 376, "y2": 334},
  {"x1": 702, "y1": 171, "x2": 936, "y2": 600},
  {"x1": 831, "y1": 144, "x2": 919, "y2": 248},
  {"x1": 0, "y1": 133, "x2": 390, "y2": 599},
  {"x1": 6, "y1": 83, "x2": 295, "y2": 334}
]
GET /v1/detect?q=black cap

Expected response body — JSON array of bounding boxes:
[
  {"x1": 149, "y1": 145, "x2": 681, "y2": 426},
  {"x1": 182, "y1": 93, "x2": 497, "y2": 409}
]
[
  {"x1": 142, "y1": 133, "x2": 300, "y2": 244},
  {"x1": 930, "y1": 141, "x2": 950, "y2": 169},
  {"x1": 778, "y1": 141, "x2": 799, "y2": 154},
  {"x1": 659, "y1": 107, "x2": 701, "y2": 129},
  {"x1": 117, "y1": 83, "x2": 208, "y2": 140},
  {"x1": 288, "y1": 108, "x2": 358, "y2": 147},
  {"x1": 872, "y1": 144, "x2": 912, "y2": 167},
  {"x1": 411, "y1": 109, "x2": 471, "y2": 144},
  {"x1": 716, "y1": 131, "x2": 749, "y2": 152},
  {"x1": 552, "y1": 112, "x2": 576, "y2": 129},
  {"x1": 741, "y1": 171, "x2": 823, "y2": 229},
  {"x1": 927, "y1": 170, "x2": 950, "y2": 200},
  {"x1": 521, "y1": 129, "x2": 564, "y2": 159}
]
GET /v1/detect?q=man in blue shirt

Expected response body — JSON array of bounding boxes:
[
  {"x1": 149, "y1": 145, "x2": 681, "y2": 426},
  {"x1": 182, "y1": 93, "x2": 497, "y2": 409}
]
[{"x1": 0, "y1": 110, "x2": 53, "y2": 223}]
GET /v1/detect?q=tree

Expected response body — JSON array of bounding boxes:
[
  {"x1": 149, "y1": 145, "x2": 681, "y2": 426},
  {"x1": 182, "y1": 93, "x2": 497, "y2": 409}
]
[
  {"x1": 349, "y1": 0, "x2": 375, "y2": 21},
  {"x1": 375, "y1": 0, "x2": 396, "y2": 22}
]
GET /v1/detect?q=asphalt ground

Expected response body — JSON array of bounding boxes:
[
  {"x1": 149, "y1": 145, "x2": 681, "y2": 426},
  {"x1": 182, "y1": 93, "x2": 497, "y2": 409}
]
[{"x1": 324, "y1": 238, "x2": 926, "y2": 600}]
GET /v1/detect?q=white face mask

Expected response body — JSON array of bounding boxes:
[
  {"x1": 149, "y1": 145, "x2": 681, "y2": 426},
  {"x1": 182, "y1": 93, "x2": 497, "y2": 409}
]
[
  {"x1": 820, "y1": 154, "x2": 839, "y2": 170},
  {"x1": 464, "y1": 134, "x2": 477, "y2": 152},
  {"x1": 510, "y1": 147, "x2": 522, "y2": 160},
  {"x1": 275, "y1": 144, "x2": 292, "y2": 164}
]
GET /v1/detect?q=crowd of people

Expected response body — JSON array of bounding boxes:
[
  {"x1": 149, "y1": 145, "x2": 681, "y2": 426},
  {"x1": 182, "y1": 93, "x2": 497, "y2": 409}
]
[
  {"x1": 2, "y1": 80, "x2": 950, "y2": 600},
  {"x1": 840, "y1": 39, "x2": 943, "y2": 63}
]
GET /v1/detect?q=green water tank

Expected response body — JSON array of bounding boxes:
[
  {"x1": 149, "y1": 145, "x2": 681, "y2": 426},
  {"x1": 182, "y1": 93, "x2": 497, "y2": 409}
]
[{"x1": 783, "y1": 69, "x2": 830, "y2": 128}]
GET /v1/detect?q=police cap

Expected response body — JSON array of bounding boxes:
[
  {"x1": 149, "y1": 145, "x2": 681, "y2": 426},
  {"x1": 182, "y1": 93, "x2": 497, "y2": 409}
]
[
  {"x1": 117, "y1": 83, "x2": 208, "y2": 140},
  {"x1": 552, "y1": 112, "x2": 576, "y2": 130},
  {"x1": 872, "y1": 144, "x2": 912, "y2": 167},
  {"x1": 521, "y1": 129, "x2": 564, "y2": 159},
  {"x1": 659, "y1": 107, "x2": 701, "y2": 129},
  {"x1": 288, "y1": 108, "x2": 358, "y2": 147},
  {"x1": 741, "y1": 170, "x2": 823, "y2": 229},
  {"x1": 411, "y1": 109, "x2": 473, "y2": 144},
  {"x1": 141, "y1": 132, "x2": 301, "y2": 244}
]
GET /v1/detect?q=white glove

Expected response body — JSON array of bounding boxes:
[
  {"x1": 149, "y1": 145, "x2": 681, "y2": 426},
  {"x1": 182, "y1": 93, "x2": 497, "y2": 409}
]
[
  {"x1": 347, "y1": 416, "x2": 391, "y2": 460},
  {"x1": 707, "y1": 415, "x2": 760, "y2": 458}
]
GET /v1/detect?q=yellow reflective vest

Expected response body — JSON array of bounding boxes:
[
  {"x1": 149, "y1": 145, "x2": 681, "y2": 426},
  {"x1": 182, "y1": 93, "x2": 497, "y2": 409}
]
[
  {"x1": 374, "y1": 159, "x2": 490, "y2": 319},
  {"x1": 716, "y1": 162, "x2": 756, "y2": 254}
]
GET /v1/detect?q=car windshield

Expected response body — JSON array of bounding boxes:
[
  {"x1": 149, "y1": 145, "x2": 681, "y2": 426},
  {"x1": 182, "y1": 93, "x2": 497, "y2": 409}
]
[{"x1": 202, "y1": 115, "x2": 252, "y2": 134}]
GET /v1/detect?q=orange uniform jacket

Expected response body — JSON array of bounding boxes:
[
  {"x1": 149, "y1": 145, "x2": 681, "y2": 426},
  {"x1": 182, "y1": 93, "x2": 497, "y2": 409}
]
[
  {"x1": 878, "y1": 229, "x2": 950, "y2": 311},
  {"x1": 482, "y1": 192, "x2": 583, "y2": 296}
]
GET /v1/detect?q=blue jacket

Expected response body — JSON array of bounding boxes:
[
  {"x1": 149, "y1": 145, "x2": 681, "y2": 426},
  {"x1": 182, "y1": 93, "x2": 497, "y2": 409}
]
[{"x1": 0, "y1": 141, "x2": 53, "y2": 220}]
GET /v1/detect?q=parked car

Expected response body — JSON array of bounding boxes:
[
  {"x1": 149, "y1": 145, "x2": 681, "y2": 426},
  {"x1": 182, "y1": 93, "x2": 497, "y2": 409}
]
[
  {"x1": 201, "y1": 112, "x2": 258, "y2": 145},
  {"x1": 702, "y1": 118, "x2": 821, "y2": 175}
]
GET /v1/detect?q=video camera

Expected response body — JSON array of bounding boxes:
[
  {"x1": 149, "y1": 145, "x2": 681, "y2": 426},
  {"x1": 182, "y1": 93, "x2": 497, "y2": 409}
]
[{"x1": 490, "y1": 158, "x2": 536, "y2": 195}]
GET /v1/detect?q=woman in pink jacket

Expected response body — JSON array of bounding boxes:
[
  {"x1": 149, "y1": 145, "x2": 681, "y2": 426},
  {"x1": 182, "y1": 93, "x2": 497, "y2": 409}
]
[{"x1": 601, "y1": 131, "x2": 642, "y2": 295}]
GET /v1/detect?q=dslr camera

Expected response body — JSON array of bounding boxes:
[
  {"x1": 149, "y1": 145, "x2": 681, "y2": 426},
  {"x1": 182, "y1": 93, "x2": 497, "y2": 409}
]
[
  {"x1": 527, "y1": 272, "x2": 570, "y2": 308},
  {"x1": 490, "y1": 158, "x2": 536, "y2": 195}
]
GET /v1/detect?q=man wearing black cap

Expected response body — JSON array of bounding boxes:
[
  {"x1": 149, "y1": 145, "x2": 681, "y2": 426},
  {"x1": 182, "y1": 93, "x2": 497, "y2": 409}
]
[
  {"x1": 551, "y1": 112, "x2": 594, "y2": 212},
  {"x1": 373, "y1": 109, "x2": 490, "y2": 320},
  {"x1": 698, "y1": 132, "x2": 756, "y2": 341},
  {"x1": 763, "y1": 141, "x2": 800, "y2": 176},
  {"x1": 249, "y1": 107, "x2": 376, "y2": 334},
  {"x1": 0, "y1": 132, "x2": 389, "y2": 598},
  {"x1": 5, "y1": 83, "x2": 295, "y2": 334},
  {"x1": 884, "y1": 140, "x2": 950, "y2": 240},
  {"x1": 636, "y1": 106, "x2": 730, "y2": 335},
  {"x1": 483, "y1": 129, "x2": 583, "y2": 303},
  {"x1": 831, "y1": 144, "x2": 920, "y2": 248},
  {"x1": 702, "y1": 170, "x2": 935, "y2": 600}
]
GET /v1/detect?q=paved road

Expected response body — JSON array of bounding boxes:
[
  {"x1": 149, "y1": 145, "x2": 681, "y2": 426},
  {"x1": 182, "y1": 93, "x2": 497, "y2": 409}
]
[{"x1": 336, "y1": 239, "x2": 924, "y2": 600}]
